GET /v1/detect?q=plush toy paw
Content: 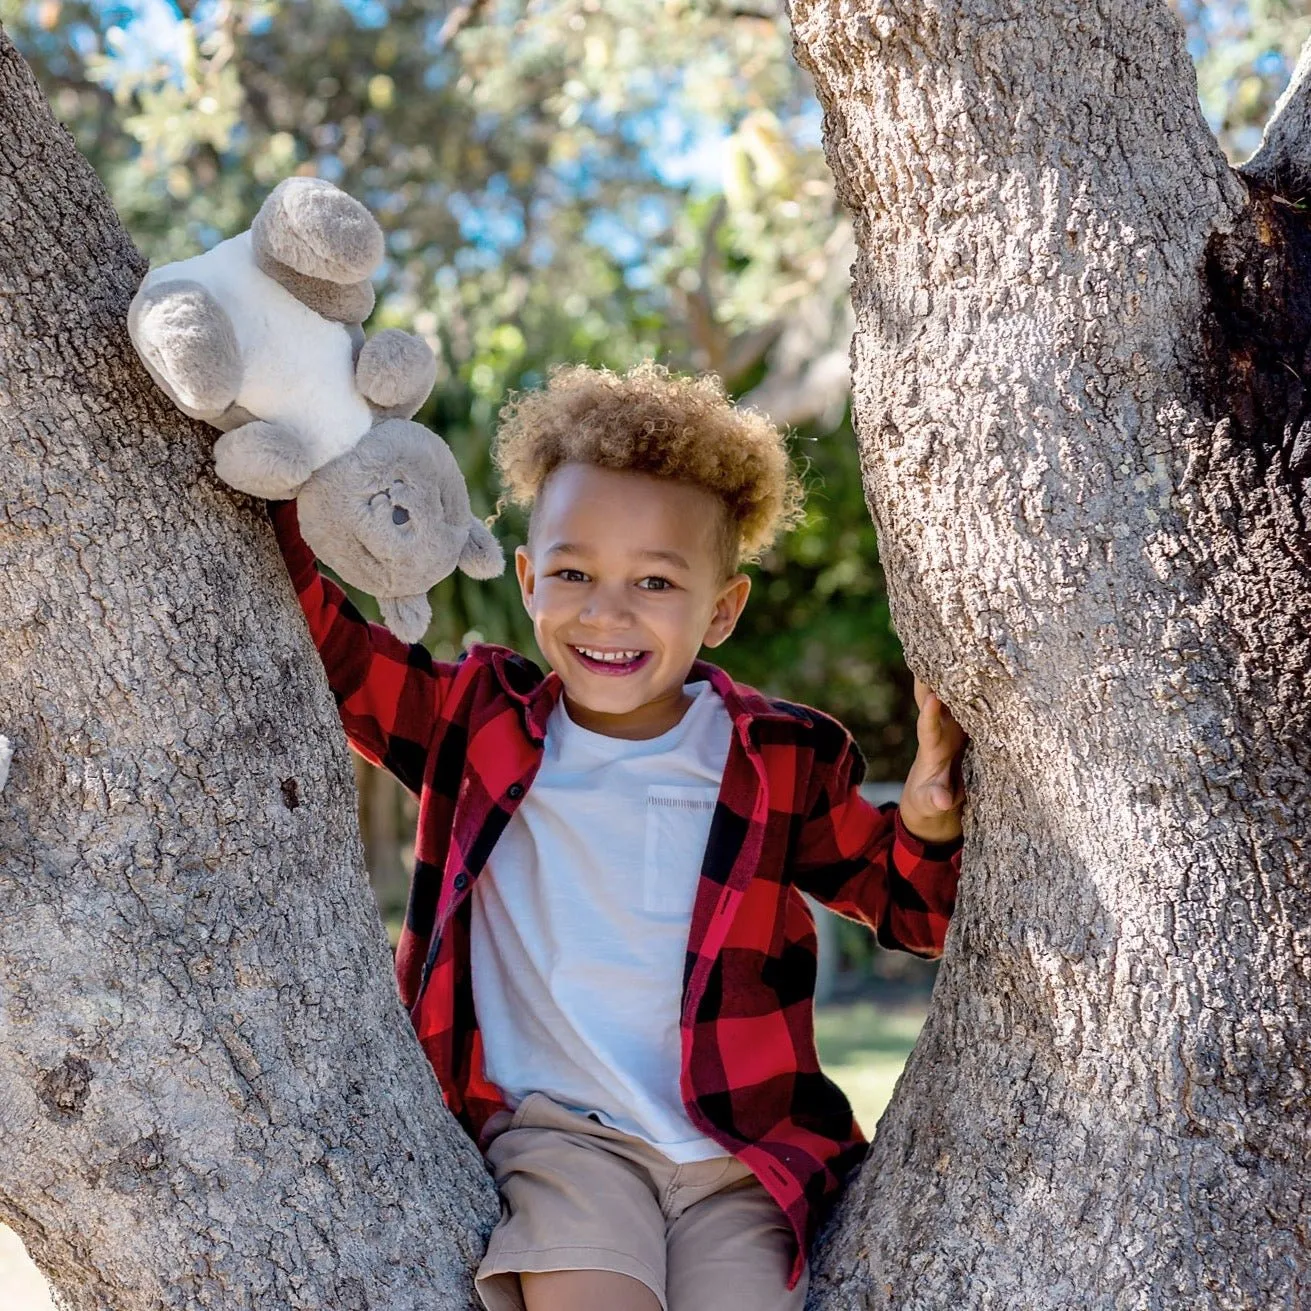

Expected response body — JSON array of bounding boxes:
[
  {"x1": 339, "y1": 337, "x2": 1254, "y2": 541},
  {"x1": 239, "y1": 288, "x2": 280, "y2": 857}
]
[
  {"x1": 129, "y1": 279, "x2": 242, "y2": 419},
  {"x1": 459, "y1": 518, "x2": 505, "y2": 580},
  {"x1": 376, "y1": 594, "x2": 432, "y2": 644},
  {"x1": 252, "y1": 178, "x2": 385, "y2": 284},
  {"x1": 355, "y1": 329, "x2": 438, "y2": 416},
  {"x1": 214, "y1": 420, "x2": 315, "y2": 499}
]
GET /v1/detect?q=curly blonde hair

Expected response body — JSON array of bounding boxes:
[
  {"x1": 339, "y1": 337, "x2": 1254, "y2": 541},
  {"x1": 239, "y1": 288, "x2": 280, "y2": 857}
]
[{"x1": 493, "y1": 361, "x2": 805, "y2": 571}]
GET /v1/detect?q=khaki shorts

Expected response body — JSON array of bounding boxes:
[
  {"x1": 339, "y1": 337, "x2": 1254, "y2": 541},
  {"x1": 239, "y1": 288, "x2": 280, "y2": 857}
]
[{"x1": 475, "y1": 1092, "x2": 808, "y2": 1311}]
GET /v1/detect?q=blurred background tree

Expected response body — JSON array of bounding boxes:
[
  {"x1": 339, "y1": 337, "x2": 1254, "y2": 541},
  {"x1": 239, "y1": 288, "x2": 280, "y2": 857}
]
[{"x1": 4, "y1": 0, "x2": 1306, "y2": 954}]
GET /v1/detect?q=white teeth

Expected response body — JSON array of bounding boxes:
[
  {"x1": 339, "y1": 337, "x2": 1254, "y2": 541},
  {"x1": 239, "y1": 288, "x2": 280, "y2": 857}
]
[{"x1": 576, "y1": 647, "x2": 643, "y2": 663}]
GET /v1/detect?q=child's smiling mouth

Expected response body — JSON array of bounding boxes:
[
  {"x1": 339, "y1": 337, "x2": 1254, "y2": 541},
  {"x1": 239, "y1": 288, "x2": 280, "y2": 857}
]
[{"x1": 568, "y1": 645, "x2": 653, "y2": 676}]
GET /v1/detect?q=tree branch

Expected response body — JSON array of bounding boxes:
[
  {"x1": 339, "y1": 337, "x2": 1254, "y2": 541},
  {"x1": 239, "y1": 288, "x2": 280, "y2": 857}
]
[
  {"x1": 1241, "y1": 35, "x2": 1311, "y2": 200},
  {"x1": 436, "y1": 0, "x2": 490, "y2": 50}
]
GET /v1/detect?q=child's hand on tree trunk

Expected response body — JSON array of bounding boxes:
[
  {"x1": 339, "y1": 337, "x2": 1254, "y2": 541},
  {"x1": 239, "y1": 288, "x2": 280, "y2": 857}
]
[{"x1": 898, "y1": 678, "x2": 967, "y2": 845}]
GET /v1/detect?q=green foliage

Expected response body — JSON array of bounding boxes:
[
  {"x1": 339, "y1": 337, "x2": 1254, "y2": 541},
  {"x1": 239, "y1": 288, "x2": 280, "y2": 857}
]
[{"x1": 724, "y1": 418, "x2": 916, "y2": 771}]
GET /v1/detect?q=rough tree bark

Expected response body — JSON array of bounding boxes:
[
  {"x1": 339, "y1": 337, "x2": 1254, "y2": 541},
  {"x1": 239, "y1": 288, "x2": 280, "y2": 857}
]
[
  {"x1": 789, "y1": 1, "x2": 1310, "y2": 1307},
  {"x1": 0, "y1": 29, "x2": 498, "y2": 1310}
]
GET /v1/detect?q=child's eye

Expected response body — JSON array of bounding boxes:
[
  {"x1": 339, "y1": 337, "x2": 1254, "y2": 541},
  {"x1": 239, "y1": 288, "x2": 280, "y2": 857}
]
[
  {"x1": 638, "y1": 576, "x2": 674, "y2": 591},
  {"x1": 553, "y1": 568, "x2": 589, "y2": 583}
]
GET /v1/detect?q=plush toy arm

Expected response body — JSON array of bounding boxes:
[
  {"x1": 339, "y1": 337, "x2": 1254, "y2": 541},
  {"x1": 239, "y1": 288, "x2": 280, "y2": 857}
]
[
  {"x1": 355, "y1": 329, "x2": 438, "y2": 418},
  {"x1": 128, "y1": 278, "x2": 242, "y2": 421},
  {"x1": 214, "y1": 419, "x2": 315, "y2": 500},
  {"x1": 458, "y1": 518, "x2": 505, "y2": 580}
]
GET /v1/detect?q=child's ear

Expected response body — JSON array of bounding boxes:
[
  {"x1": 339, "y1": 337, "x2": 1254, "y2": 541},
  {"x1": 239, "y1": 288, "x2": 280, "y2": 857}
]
[
  {"x1": 514, "y1": 545, "x2": 536, "y2": 615},
  {"x1": 703, "y1": 572, "x2": 751, "y2": 649}
]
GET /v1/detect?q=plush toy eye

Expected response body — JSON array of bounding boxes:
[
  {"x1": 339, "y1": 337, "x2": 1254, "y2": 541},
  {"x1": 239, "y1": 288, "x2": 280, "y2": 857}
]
[{"x1": 392, "y1": 506, "x2": 410, "y2": 525}]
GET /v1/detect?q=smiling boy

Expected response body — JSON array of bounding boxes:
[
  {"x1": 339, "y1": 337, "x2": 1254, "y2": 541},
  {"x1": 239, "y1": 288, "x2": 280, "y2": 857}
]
[{"x1": 270, "y1": 361, "x2": 965, "y2": 1311}]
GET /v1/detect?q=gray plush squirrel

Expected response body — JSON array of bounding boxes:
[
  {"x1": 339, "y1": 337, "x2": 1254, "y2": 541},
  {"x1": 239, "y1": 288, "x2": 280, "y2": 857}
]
[{"x1": 127, "y1": 176, "x2": 504, "y2": 641}]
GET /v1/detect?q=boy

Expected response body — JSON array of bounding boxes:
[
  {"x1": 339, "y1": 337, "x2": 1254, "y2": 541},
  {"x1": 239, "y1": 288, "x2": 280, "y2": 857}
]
[{"x1": 269, "y1": 361, "x2": 965, "y2": 1311}]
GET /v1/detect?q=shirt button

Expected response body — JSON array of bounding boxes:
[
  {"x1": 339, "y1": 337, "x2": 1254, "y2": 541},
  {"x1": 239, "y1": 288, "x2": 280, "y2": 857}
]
[
  {"x1": 507, "y1": 783, "x2": 524, "y2": 800},
  {"x1": 453, "y1": 873, "x2": 469, "y2": 891}
]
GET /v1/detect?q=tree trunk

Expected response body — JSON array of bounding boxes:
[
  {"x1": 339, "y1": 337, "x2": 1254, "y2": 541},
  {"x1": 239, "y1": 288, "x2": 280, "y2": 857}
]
[
  {"x1": 791, "y1": 1, "x2": 1310, "y2": 1307},
  {"x1": 0, "y1": 29, "x2": 497, "y2": 1310}
]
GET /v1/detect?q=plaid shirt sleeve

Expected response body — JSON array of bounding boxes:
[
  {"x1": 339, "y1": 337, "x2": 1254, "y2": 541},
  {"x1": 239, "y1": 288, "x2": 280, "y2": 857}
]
[
  {"x1": 791, "y1": 727, "x2": 961, "y2": 958},
  {"x1": 268, "y1": 499, "x2": 465, "y2": 796}
]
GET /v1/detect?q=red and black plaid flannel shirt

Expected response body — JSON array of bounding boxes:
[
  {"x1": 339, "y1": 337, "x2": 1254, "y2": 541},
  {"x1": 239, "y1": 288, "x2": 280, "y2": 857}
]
[{"x1": 272, "y1": 500, "x2": 961, "y2": 1287}]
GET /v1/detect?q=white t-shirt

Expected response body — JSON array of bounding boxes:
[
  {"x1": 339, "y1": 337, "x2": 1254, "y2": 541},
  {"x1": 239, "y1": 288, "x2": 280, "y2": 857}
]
[{"x1": 469, "y1": 680, "x2": 733, "y2": 1162}]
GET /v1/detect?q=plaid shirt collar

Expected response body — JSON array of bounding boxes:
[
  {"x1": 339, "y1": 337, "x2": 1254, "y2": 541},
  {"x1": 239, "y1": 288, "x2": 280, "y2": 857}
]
[{"x1": 482, "y1": 645, "x2": 814, "y2": 746}]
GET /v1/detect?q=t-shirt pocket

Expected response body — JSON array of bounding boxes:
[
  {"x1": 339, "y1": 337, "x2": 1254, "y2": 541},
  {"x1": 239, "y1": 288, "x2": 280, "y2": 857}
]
[{"x1": 643, "y1": 785, "x2": 719, "y2": 916}]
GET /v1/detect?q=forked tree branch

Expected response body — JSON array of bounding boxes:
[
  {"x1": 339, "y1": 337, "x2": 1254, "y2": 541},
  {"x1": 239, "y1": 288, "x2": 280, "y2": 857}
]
[{"x1": 1241, "y1": 35, "x2": 1311, "y2": 199}]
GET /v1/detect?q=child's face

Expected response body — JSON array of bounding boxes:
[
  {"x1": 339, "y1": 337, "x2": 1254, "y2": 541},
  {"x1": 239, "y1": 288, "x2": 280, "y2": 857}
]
[{"x1": 515, "y1": 462, "x2": 751, "y2": 739}]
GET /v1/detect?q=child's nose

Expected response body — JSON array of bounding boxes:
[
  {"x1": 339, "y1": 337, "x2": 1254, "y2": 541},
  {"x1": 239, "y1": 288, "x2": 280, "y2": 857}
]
[{"x1": 579, "y1": 584, "x2": 633, "y2": 628}]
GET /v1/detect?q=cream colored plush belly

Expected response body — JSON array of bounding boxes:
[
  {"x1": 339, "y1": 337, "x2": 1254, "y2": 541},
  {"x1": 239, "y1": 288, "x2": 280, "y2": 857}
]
[{"x1": 145, "y1": 231, "x2": 374, "y2": 465}]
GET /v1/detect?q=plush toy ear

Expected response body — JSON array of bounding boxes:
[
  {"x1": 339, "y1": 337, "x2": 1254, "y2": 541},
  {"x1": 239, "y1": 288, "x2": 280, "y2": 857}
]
[
  {"x1": 377, "y1": 593, "x2": 432, "y2": 644},
  {"x1": 458, "y1": 518, "x2": 505, "y2": 580}
]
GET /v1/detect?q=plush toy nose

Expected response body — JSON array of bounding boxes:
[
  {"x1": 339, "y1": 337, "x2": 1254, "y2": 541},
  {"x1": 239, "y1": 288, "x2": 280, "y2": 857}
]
[{"x1": 392, "y1": 506, "x2": 410, "y2": 525}]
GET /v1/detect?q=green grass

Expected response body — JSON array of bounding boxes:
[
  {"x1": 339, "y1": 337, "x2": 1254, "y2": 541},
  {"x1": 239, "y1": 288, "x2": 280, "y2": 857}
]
[{"x1": 814, "y1": 999, "x2": 927, "y2": 1134}]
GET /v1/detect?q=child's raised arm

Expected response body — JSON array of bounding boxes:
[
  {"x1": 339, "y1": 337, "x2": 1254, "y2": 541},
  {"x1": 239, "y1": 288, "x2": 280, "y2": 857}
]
[{"x1": 269, "y1": 498, "x2": 469, "y2": 796}]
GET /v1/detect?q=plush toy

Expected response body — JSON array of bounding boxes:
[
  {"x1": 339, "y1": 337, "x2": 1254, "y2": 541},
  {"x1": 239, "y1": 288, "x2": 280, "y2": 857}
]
[{"x1": 127, "y1": 176, "x2": 504, "y2": 641}]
